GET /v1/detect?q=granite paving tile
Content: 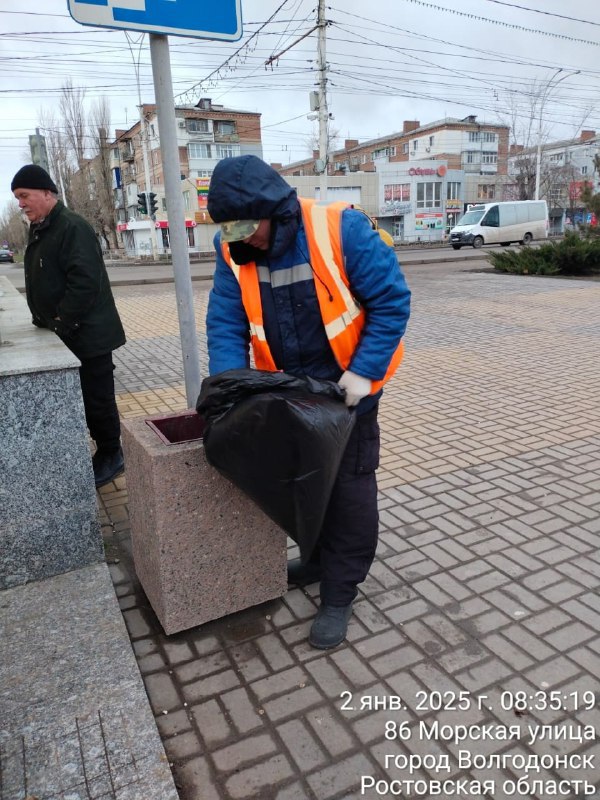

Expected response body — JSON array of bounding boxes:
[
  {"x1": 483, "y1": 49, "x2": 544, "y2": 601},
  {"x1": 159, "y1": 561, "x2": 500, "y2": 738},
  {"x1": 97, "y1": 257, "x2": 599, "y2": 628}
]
[{"x1": 87, "y1": 271, "x2": 600, "y2": 797}]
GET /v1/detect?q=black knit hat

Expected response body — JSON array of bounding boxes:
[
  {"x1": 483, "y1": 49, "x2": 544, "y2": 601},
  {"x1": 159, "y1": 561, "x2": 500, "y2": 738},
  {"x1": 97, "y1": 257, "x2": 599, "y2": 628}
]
[{"x1": 11, "y1": 164, "x2": 58, "y2": 194}]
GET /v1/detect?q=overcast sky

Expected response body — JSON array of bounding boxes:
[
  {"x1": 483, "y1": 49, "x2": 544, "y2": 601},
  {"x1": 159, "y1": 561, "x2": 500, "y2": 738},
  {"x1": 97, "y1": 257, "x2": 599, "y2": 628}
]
[{"x1": 1, "y1": 0, "x2": 599, "y2": 213}]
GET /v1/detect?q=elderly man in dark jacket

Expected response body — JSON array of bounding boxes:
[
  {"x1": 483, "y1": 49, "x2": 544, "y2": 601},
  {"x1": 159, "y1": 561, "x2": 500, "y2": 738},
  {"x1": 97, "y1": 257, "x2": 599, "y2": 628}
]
[
  {"x1": 11, "y1": 164, "x2": 126, "y2": 488},
  {"x1": 207, "y1": 156, "x2": 411, "y2": 649}
]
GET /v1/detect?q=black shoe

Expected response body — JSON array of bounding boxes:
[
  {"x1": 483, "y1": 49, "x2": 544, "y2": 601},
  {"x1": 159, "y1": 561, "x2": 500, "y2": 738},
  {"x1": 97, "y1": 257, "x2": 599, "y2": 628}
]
[
  {"x1": 287, "y1": 557, "x2": 323, "y2": 587},
  {"x1": 309, "y1": 603, "x2": 353, "y2": 650},
  {"x1": 93, "y1": 447, "x2": 124, "y2": 488}
]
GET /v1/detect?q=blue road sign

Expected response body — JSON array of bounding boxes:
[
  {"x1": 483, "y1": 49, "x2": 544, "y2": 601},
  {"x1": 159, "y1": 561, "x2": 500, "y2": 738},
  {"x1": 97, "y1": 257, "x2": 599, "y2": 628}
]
[{"x1": 67, "y1": 0, "x2": 243, "y2": 41}]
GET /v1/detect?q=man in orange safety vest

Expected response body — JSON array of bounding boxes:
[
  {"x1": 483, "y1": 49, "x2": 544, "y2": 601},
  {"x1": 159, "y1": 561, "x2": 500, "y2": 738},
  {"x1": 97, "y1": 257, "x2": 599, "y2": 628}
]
[{"x1": 207, "y1": 156, "x2": 411, "y2": 649}]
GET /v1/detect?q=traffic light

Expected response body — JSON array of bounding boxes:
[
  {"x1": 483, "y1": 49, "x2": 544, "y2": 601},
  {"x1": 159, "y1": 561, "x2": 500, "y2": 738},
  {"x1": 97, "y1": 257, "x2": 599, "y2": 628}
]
[
  {"x1": 137, "y1": 192, "x2": 148, "y2": 215},
  {"x1": 148, "y1": 192, "x2": 158, "y2": 217}
]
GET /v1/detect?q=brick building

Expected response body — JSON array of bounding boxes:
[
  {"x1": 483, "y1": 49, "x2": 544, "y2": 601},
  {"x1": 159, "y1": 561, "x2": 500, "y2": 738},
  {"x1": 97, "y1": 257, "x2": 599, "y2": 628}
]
[
  {"x1": 111, "y1": 99, "x2": 262, "y2": 256},
  {"x1": 279, "y1": 116, "x2": 508, "y2": 180},
  {"x1": 277, "y1": 116, "x2": 509, "y2": 241}
]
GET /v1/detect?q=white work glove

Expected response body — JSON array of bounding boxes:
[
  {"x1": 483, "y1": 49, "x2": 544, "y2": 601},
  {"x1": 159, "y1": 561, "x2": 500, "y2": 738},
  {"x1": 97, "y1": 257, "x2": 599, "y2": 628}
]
[{"x1": 338, "y1": 370, "x2": 372, "y2": 408}]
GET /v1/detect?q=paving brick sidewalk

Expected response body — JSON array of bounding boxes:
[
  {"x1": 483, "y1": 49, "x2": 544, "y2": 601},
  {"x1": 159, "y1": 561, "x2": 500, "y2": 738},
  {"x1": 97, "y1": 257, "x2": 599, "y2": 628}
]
[{"x1": 98, "y1": 262, "x2": 600, "y2": 800}]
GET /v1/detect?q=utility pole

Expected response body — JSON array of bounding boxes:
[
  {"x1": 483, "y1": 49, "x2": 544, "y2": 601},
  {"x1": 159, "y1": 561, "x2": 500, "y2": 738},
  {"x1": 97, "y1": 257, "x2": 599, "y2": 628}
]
[
  {"x1": 263, "y1": 5, "x2": 329, "y2": 191},
  {"x1": 317, "y1": 0, "x2": 329, "y2": 202}
]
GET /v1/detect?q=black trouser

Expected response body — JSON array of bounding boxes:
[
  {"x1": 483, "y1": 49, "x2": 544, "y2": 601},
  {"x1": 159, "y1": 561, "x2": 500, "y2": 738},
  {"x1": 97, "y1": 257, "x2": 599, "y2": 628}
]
[
  {"x1": 78, "y1": 353, "x2": 121, "y2": 452},
  {"x1": 313, "y1": 405, "x2": 380, "y2": 606}
]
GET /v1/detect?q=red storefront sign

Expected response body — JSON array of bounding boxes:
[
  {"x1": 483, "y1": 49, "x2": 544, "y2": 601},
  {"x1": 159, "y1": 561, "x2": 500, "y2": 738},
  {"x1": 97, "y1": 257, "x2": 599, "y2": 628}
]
[
  {"x1": 155, "y1": 220, "x2": 196, "y2": 228},
  {"x1": 408, "y1": 165, "x2": 447, "y2": 177}
]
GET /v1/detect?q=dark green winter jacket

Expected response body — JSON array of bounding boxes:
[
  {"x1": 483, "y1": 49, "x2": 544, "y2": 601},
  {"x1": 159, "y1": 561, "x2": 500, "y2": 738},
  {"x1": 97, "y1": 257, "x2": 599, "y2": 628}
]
[{"x1": 24, "y1": 200, "x2": 126, "y2": 360}]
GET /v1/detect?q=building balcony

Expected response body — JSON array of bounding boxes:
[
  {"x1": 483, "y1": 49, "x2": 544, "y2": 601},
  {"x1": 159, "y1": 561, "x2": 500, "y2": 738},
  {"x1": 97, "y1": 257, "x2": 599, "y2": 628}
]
[
  {"x1": 184, "y1": 130, "x2": 214, "y2": 142},
  {"x1": 213, "y1": 133, "x2": 240, "y2": 143}
]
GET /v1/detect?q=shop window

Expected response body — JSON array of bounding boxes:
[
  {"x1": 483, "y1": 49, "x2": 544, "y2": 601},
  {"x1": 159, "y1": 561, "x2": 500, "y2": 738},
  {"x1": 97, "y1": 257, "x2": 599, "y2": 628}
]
[
  {"x1": 384, "y1": 183, "x2": 410, "y2": 202},
  {"x1": 417, "y1": 182, "x2": 441, "y2": 208}
]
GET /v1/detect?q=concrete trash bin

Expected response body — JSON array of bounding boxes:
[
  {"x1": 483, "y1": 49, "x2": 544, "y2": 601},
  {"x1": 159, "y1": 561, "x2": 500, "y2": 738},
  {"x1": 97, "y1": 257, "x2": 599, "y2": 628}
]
[
  {"x1": 121, "y1": 410, "x2": 288, "y2": 635},
  {"x1": 145, "y1": 411, "x2": 205, "y2": 445}
]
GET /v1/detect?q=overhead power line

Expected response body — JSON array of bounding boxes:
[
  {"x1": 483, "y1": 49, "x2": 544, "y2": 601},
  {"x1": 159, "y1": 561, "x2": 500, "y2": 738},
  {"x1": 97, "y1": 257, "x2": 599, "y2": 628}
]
[
  {"x1": 174, "y1": 0, "x2": 291, "y2": 104},
  {"x1": 482, "y1": 0, "x2": 600, "y2": 28},
  {"x1": 328, "y1": 6, "x2": 575, "y2": 73},
  {"x1": 398, "y1": 0, "x2": 600, "y2": 47}
]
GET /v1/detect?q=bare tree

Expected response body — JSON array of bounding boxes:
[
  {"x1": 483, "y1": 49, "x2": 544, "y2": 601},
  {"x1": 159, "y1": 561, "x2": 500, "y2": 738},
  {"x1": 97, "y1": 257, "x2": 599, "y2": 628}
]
[
  {"x1": 0, "y1": 203, "x2": 28, "y2": 254},
  {"x1": 36, "y1": 84, "x2": 118, "y2": 250},
  {"x1": 59, "y1": 79, "x2": 88, "y2": 170},
  {"x1": 496, "y1": 78, "x2": 592, "y2": 201},
  {"x1": 495, "y1": 83, "x2": 539, "y2": 199},
  {"x1": 304, "y1": 124, "x2": 341, "y2": 165},
  {"x1": 90, "y1": 98, "x2": 118, "y2": 249}
]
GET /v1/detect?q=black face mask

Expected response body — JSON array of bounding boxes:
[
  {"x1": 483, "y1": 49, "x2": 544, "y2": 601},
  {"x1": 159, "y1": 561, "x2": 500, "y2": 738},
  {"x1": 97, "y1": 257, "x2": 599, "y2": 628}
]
[
  {"x1": 228, "y1": 240, "x2": 266, "y2": 264},
  {"x1": 227, "y1": 214, "x2": 300, "y2": 264}
]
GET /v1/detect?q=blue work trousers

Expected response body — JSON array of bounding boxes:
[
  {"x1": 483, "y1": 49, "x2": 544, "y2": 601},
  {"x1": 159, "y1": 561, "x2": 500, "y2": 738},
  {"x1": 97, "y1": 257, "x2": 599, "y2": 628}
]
[{"x1": 313, "y1": 405, "x2": 380, "y2": 606}]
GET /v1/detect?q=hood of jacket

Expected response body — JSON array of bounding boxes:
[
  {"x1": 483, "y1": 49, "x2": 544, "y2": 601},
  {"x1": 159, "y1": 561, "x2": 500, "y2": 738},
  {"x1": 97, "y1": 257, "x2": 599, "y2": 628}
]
[{"x1": 208, "y1": 155, "x2": 301, "y2": 260}]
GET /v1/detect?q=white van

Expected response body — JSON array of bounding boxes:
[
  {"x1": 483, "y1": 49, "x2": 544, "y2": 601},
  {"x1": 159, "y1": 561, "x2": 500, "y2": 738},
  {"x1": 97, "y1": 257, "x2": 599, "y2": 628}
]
[{"x1": 449, "y1": 201, "x2": 548, "y2": 249}]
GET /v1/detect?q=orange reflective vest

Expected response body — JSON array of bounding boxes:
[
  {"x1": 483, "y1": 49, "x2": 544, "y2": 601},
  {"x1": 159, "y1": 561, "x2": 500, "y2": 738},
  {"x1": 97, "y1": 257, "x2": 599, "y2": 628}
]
[{"x1": 220, "y1": 197, "x2": 404, "y2": 394}]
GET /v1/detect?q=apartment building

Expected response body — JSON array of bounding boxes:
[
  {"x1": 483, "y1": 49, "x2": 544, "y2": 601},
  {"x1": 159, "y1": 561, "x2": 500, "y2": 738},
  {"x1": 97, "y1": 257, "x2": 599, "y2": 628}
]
[
  {"x1": 281, "y1": 117, "x2": 507, "y2": 177},
  {"x1": 278, "y1": 116, "x2": 509, "y2": 241},
  {"x1": 111, "y1": 98, "x2": 262, "y2": 255},
  {"x1": 507, "y1": 129, "x2": 599, "y2": 232}
]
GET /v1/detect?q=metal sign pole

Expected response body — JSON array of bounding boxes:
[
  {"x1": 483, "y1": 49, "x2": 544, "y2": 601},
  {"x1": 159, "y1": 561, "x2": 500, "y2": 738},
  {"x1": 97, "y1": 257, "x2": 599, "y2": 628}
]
[
  {"x1": 149, "y1": 33, "x2": 201, "y2": 407},
  {"x1": 66, "y1": 0, "x2": 242, "y2": 406}
]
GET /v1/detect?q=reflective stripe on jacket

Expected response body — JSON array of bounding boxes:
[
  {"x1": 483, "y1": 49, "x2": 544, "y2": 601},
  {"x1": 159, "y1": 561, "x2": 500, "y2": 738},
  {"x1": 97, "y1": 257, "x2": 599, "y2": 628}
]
[{"x1": 221, "y1": 198, "x2": 404, "y2": 394}]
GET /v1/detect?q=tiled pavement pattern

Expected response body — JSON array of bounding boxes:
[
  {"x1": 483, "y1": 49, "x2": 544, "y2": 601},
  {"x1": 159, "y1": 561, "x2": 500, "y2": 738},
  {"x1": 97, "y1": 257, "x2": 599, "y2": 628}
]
[{"x1": 98, "y1": 265, "x2": 600, "y2": 800}]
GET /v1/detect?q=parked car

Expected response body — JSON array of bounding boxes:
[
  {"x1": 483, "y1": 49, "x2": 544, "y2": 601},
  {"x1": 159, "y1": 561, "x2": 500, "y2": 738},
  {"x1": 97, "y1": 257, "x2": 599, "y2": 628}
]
[{"x1": 0, "y1": 248, "x2": 14, "y2": 263}]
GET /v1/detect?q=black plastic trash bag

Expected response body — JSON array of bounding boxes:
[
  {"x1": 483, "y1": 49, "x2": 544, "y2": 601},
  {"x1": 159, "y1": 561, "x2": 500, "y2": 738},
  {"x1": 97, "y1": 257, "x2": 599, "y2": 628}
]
[{"x1": 196, "y1": 369, "x2": 356, "y2": 563}]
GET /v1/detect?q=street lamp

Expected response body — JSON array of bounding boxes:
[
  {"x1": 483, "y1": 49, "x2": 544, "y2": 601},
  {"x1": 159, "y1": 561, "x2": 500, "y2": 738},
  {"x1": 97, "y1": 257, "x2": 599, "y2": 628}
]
[{"x1": 535, "y1": 68, "x2": 580, "y2": 200}]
